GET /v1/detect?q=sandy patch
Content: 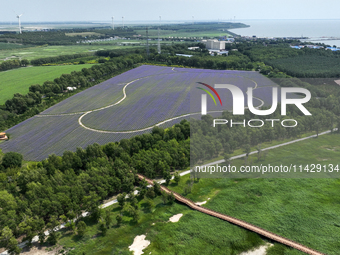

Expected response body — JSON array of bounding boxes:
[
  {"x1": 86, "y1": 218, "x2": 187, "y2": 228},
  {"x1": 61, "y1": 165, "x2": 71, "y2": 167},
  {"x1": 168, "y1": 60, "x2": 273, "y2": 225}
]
[
  {"x1": 239, "y1": 243, "x2": 273, "y2": 255},
  {"x1": 169, "y1": 213, "x2": 183, "y2": 223},
  {"x1": 18, "y1": 243, "x2": 66, "y2": 255},
  {"x1": 322, "y1": 145, "x2": 338, "y2": 151},
  {"x1": 129, "y1": 235, "x2": 150, "y2": 255},
  {"x1": 196, "y1": 201, "x2": 207, "y2": 205}
]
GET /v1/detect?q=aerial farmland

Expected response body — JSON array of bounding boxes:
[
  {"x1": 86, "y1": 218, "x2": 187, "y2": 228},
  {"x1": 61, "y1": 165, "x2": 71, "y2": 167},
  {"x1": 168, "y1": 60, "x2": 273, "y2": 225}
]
[{"x1": 0, "y1": 65, "x2": 279, "y2": 161}]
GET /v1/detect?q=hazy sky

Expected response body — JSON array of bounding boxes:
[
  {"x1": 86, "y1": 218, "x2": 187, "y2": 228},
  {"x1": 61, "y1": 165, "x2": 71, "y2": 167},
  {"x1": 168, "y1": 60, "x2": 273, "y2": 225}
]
[{"x1": 1, "y1": 0, "x2": 340, "y2": 22}]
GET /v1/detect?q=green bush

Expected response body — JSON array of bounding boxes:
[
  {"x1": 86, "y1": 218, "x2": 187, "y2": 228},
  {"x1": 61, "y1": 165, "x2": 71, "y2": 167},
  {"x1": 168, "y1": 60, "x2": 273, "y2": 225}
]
[{"x1": 1, "y1": 152, "x2": 23, "y2": 169}]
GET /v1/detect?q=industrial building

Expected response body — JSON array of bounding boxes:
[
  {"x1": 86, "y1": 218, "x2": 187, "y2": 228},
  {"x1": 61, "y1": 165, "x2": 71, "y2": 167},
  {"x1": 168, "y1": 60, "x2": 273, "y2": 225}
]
[{"x1": 202, "y1": 39, "x2": 226, "y2": 50}]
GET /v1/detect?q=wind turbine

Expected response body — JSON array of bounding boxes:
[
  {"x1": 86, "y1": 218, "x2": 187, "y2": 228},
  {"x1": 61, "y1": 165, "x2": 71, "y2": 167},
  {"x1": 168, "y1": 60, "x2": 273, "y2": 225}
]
[
  {"x1": 16, "y1": 13, "x2": 24, "y2": 34},
  {"x1": 112, "y1": 16, "x2": 114, "y2": 30},
  {"x1": 122, "y1": 16, "x2": 124, "y2": 29}
]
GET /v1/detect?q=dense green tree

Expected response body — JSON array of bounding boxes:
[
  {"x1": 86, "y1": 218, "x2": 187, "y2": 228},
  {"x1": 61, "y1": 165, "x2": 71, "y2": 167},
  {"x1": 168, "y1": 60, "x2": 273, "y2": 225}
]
[
  {"x1": 168, "y1": 192, "x2": 175, "y2": 205},
  {"x1": 0, "y1": 227, "x2": 21, "y2": 255},
  {"x1": 116, "y1": 214, "x2": 123, "y2": 226},
  {"x1": 117, "y1": 193, "x2": 126, "y2": 208},
  {"x1": 161, "y1": 191, "x2": 168, "y2": 204},
  {"x1": 145, "y1": 187, "x2": 155, "y2": 199},
  {"x1": 153, "y1": 181, "x2": 162, "y2": 196},
  {"x1": 77, "y1": 221, "x2": 87, "y2": 237},
  {"x1": 1, "y1": 152, "x2": 23, "y2": 169},
  {"x1": 173, "y1": 172, "x2": 181, "y2": 184}
]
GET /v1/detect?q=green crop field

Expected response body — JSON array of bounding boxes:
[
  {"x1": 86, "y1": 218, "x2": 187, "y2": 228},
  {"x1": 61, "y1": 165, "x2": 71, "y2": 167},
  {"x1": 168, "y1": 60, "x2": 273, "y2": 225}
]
[
  {"x1": 0, "y1": 64, "x2": 95, "y2": 104},
  {"x1": 0, "y1": 44, "x2": 142, "y2": 62}
]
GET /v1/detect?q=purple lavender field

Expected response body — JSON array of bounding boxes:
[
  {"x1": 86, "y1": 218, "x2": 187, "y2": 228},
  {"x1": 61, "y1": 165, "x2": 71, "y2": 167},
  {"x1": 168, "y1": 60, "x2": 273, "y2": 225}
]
[{"x1": 0, "y1": 65, "x2": 281, "y2": 161}]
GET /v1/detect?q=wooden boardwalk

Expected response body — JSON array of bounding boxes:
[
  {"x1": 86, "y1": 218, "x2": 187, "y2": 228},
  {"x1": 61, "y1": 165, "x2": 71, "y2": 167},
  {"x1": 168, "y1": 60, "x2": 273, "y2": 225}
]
[{"x1": 137, "y1": 174, "x2": 325, "y2": 255}]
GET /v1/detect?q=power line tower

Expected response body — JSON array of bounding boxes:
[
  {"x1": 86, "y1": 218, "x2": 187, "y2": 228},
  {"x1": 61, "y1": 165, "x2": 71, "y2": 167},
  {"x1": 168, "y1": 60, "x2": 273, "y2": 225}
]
[
  {"x1": 157, "y1": 28, "x2": 161, "y2": 54},
  {"x1": 146, "y1": 27, "x2": 150, "y2": 59}
]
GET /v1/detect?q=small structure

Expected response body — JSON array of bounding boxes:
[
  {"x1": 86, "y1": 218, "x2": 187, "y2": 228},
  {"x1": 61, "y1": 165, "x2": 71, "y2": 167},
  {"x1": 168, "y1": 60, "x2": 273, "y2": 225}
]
[
  {"x1": 175, "y1": 54, "x2": 193, "y2": 58},
  {"x1": 209, "y1": 50, "x2": 229, "y2": 56},
  {"x1": 0, "y1": 132, "x2": 8, "y2": 140},
  {"x1": 326, "y1": 47, "x2": 340, "y2": 51},
  {"x1": 188, "y1": 46, "x2": 200, "y2": 50}
]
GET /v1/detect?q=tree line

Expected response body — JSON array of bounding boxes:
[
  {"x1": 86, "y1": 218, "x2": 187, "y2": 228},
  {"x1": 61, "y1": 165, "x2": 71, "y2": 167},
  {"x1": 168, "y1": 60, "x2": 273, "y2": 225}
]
[
  {"x1": 0, "y1": 31, "x2": 84, "y2": 45},
  {"x1": 239, "y1": 42, "x2": 340, "y2": 78},
  {"x1": 30, "y1": 53, "x2": 92, "y2": 66},
  {"x1": 0, "y1": 59, "x2": 29, "y2": 72},
  {"x1": 0, "y1": 120, "x2": 190, "y2": 253}
]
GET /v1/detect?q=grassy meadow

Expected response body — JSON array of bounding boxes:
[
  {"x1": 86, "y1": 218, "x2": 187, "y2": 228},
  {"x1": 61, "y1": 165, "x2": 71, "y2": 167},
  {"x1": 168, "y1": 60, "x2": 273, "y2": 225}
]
[
  {"x1": 0, "y1": 42, "x2": 32, "y2": 51},
  {"x1": 0, "y1": 44, "x2": 142, "y2": 62},
  {"x1": 52, "y1": 196, "x2": 263, "y2": 255},
  {"x1": 169, "y1": 133, "x2": 340, "y2": 255},
  {"x1": 0, "y1": 64, "x2": 95, "y2": 104}
]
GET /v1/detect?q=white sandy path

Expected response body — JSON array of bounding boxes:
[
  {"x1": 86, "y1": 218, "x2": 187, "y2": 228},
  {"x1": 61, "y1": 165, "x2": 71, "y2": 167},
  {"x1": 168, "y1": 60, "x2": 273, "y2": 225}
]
[
  {"x1": 169, "y1": 213, "x2": 183, "y2": 223},
  {"x1": 128, "y1": 235, "x2": 150, "y2": 255},
  {"x1": 240, "y1": 243, "x2": 273, "y2": 255}
]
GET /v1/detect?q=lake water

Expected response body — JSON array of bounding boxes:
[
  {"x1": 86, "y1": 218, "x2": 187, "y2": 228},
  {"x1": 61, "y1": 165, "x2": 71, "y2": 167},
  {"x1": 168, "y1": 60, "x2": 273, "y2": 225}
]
[{"x1": 230, "y1": 19, "x2": 340, "y2": 47}]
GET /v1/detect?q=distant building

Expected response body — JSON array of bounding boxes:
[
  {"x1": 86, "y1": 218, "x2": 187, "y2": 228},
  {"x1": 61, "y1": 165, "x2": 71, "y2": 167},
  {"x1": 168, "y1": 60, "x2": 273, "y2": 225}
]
[
  {"x1": 326, "y1": 47, "x2": 340, "y2": 51},
  {"x1": 219, "y1": 36, "x2": 235, "y2": 42},
  {"x1": 290, "y1": 45, "x2": 324, "y2": 50},
  {"x1": 209, "y1": 50, "x2": 229, "y2": 56},
  {"x1": 188, "y1": 47, "x2": 200, "y2": 50},
  {"x1": 202, "y1": 39, "x2": 226, "y2": 50}
]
